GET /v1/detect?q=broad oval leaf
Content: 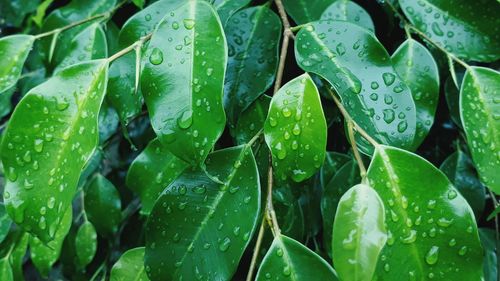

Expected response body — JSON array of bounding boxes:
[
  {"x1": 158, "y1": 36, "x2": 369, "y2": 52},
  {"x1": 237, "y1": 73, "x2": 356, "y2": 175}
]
[
  {"x1": 84, "y1": 174, "x2": 122, "y2": 236},
  {"x1": 232, "y1": 95, "x2": 270, "y2": 145},
  {"x1": 126, "y1": 138, "x2": 189, "y2": 215},
  {"x1": 460, "y1": 67, "x2": 500, "y2": 193},
  {"x1": 332, "y1": 184, "x2": 387, "y2": 281},
  {"x1": 0, "y1": 35, "x2": 35, "y2": 93},
  {"x1": 444, "y1": 72, "x2": 464, "y2": 128},
  {"x1": 320, "y1": 0, "x2": 374, "y2": 32},
  {"x1": 110, "y1": 247, "x2": 150, "y2": 281},
  {"x1": 398, "y1": 0, "x2": 500, "y2": 62},
  {"x1": 141, "y1": 0, "x2": 227, "y2": 165},
  {"x1": 0, "y1": 203, "x2": 12, "y2": 244},
  {"x1": 255, "y1": 234, "x2": 338, "y2": 280},
  {"x1": 295, "y1": 21, "x2": 417, "y2": 153},
  {"x1": 213, "y1": 0, "x2": 251, "y2": 26},
  {"x1": 1, "y1": 60, "x2": 108, "y2": 242},
  {"x1": 145, "y1": 145, "x2": 260, "y2": 281},
  {"x1": 0, "y1": 257, "x2": 13, "y2": 281},
  {"x1": 440, "y1": 150, "x2": 485, "y2": 218},
  {"x1": 392, "y1": 39, "x2": 439, "y2": 150},
  {"x1": 479, "y1": 228, "x2": 497, "y2": 281},
  {"x1": 367, "y1": 145, "x2": 483, "y2": 280},
  {"x1": 282, "y1": 0, "x2": 333, "y2": 24},
  {"x1": 75, "y1": 221, "x2": 97, "y2": 268},
  {"x1": 223, "y1": 5, "x2": 281, "y2": 124}
]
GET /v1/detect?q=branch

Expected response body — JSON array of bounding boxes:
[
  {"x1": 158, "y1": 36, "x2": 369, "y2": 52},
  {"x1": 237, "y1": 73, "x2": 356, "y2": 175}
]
[
  {"x1": 273, "y1": 0, "x2": 295, "y2": 93},
  {"x1": 245, "y1": 218, "x2": 266, "y2": 281},
  {"x1": 347, "y1": 121, "x2": 367, "y2": 180}
]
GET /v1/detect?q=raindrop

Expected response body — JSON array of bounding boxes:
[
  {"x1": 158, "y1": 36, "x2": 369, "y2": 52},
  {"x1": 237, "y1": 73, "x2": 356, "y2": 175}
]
[
  {"x1": 149, "y1": 48, "x2": 163, "y2": 65},
  {"x1": 425, "y1": 246, "x2": 439, "y2": 265},
  {"x1": 382, "y1": 73, "x2": 396, "y2": 86}
]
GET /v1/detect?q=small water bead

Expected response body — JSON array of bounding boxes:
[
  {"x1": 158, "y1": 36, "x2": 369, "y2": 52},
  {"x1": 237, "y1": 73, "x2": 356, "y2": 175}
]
[
  {"x1": 219, "y1": 237, "x2": 231, "y2": 252},
  {"x1": 425, "y1": 246, "x2": 439, "y2": 265},
  {"x1": 183, "y1": 19, "x2": 195, "y2": 30},
  {"x1": 458, "y1": 246, "x2": 468, "y2": 256},
  {"x1": 149, "y1": 48, "x2": 164, "y2": 65},
  {"x1": 382, "y1": 72, "x2": 396, "y2": 86},
  {"x1": 177, "y1": 110, "x2": 193, "y2": 129}
]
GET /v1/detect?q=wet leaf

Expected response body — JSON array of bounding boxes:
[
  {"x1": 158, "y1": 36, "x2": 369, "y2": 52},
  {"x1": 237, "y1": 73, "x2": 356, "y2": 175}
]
[
  {"x1": 319, "y1": 152, "x2": 351, "y2": 189},
  {"x1": 126, "y1": 138, "x2": 190, "y2": 215},
  {"x1": 1, "y1": 60, "x2": 108, "y2": 242},
  {"x1": 213, "y1": 0, "x2": 251, "y2": 26},
  {"x1": 232, "y1": 95, "x2": 270, "y2": 145},
  {"x1": 0, "y1": 257, "x2": 13, "y2": 281},
  {"x1": 255, "y1": 234, "x2": 338, "y2": 280},
  {"x1": 392, "y1": 39, "x2": 439, "y2": 150},
  {"x1": 320, "y1": 0, "x2": 374, "y2": 31},
  {"x1": 0, "y1": 0, "x2": 40, "y2": 28},
  {"x1": 0, "y1": 35, "x2": 35, "y2": 93},
  {"x1": 264, "y1": 73, "x2": 327, "y2": 182},
  {"x1": 398, "y1": 0, "x2": 500, "y2": 62},
  {"x1": 333, "y1": 184, "x2": 387, "y2": 281},
  {"x1": 296, "y1": 21, "x2": 416, "y2": 153},
  {"x1": 145, "y1": 145, "x2": 260, "y2": 281},
  {"x1": 98, "y1": 100, "x2": 119, "y2": 144},
  {"x1": 75, "y1": 221, "x2": 97, "y2": 268},
  {"x1": 0, "y1": 203, "x2": 12, "y2": 244},
  {"x1": 282, "y1": 0, "x2": 333, "y2": 24},
  {"x1": 273, "y1": 185, "x2": 305, "y2": 240},
  {"x1": 479, "y1": 228, "x2": 498, "y2": 281},
  {"x1": 110, "y1": 247, "x2": 150, "y2": 281},
  {"x1": 223, "y1": 5, "x2": 281, "y2": 124},
  {"x1": 141, "y1": 0, "x2": 227, "y2": 165},
  {"x1": 460, "y1": 67, "x2": 500, "y2": 193},
  {"x1": 367, "y1": 145, "x2": 483, "y2": 280},
  {"x1": 444, "y1": 73, "x2": 464, "y2": 128}
]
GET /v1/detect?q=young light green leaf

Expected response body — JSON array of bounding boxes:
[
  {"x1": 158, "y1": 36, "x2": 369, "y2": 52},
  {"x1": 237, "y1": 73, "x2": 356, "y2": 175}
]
[
  {"x1": 145, "y1": 145, "x2": 260, "y2": 281},
  {"x1": 31, "y1": 0, "x2": 54, "y2": 28},
  {"x1": 126, "y1": 138, "x2": 190, "y2": 215},
  {"x1": 440, "y1": 150, "x2": 485, "y2": 219},
  {"x1": 142, "y1": 0, "x2": 227, "y2": 165},
  {"x1": 84, "y1": 174, "x2": 122, "y2": 236},
  {"x1": 392, "y1": 39, "x2": 439, "y2": 150},
  {"x1": 1, "y1": 60, "x2": 108, "y2": 242},
  {"x1": 460, "y1": 67, "x2": 500, "y2": 193},
  {"x1": 0, "y1": 203, "x2": 12, "y2": 245},
  {"x1": 75, "y1": 221, "x2": 97, "y2": 268},
  {"x1": 398, "y1": 0, "x2": 500, "y2": 62},
  {"x1": 110, "y1": 247, "x2": 150, "y2": 281},
  {"x1": 255, "y1": 234, "x2": 338, "y2": 281},
  {"x1": 295, "y1": 21, "x2": 416, "y2": 153},
  {"x1": 223, "y1": 5, "x2": 281, "y2": 124},
  {"x1": 332, "y1": 184, "x2": 387, "y2": 281},
  {"x1": 282, "y1": 0, "x2": 333, "y2": 24},
  {"x1": 0, "y1": 257, "x2": 13, "y2": 281},
  {"x1": 479, "y1": 229, "x2": 497, "y2": 281},
  {"x1": 132, "y1": 0, "x2": 145, "y2": 9},
  {"x1": 29, "y1": 207, "x2": 72, "y2": 278},
  {"x1": 367, "y1": 145, "x2": 483, "y2": 280},
  {"x1": 0, "y1": 35, "x2": 35, "y2": 93},
  {"x1": 264, "y1": 73, "x2": 327, "y2": 182},
  {"x1": 212, "y1": 0, "x2": 251, "y2": 26},
  {"x1": 232, "y1": 95, "x2": 270, "y2": 145},
  {"x1": 320, "y1": 0, "x2": 374, "y2": 32}
]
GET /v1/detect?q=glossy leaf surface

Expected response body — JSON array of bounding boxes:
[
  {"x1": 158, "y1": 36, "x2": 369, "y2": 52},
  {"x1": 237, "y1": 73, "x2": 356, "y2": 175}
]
[
  {"x1": 264, "y1": 73, "x2": 327, "y2": 182},
  {"x1": 319, "y1": 152, "x2": 351, "y2": 188},
  {"x1": 296, "y1": 21, "x2": 416, "y2": 152},
  {"x1": 0, "y1": 203, "x2": 12, "y2": 244},
  {"x1": 126, "y1": 138, "x2": 190, "y2": 215},
  {"x1": 399, "y1": 0, "x2": 500, "y2": 62},
  {"x1": 332, "y1": 184, "x2": 387, "y2": 281},
  {"x1": 460, "y1": 67, "x2": 500, "y2": 193},
  {"x1": 84, "y1": 174, "x2": 122, "y2": 236},
  {"x1": 110, "y1": 247, "x2": 149, "y2": 281},
  {"x1": 1, "y1": 60, "x2": 108, "y2": 242},
  {"x1": 232, "y1": 95, "x2": 270, "y2": 145},
  {"x1": 142, "y1": 0, "x2": 227, "y2": 165},
  {"x1": 479, "y1": 229, "x2": 497, "y2": 281},
  {"x1": 367, "y1": 145, "x2": 483, "y2": 280},
  {"x1": 282, "y1": 0, "x2": 333, "y2": 24},
  {"x1": 392, "y1": 39, "x2": 439, "y2": 149},
  {"x1": 213, "y1": 0, "x2": 251, "y2": 26},
  {"x1": 320, "y1": 0, "x2": 374, "y2": 31},
  {"x1": 256, "y1": 234, "x2": 338, "y2": 280},
  {"x1": 0, "y1": 257, "x2": 13, "y2": 281},
  {"x1": 75, "y1": 221, "x2": 97, "y2": 268},
  {"x1": 145, "y1": 145, "x2": 260, "y2": 281},
  {"x1": 223, "y1": 5, "x2": 281, "y2": 124},
  {"x1": 0, "y1": 35, "x2": 35, "y2": 93}
]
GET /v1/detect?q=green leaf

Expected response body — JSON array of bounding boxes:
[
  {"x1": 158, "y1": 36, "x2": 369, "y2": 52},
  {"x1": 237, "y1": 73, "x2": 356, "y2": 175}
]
[
  {"x1": 321, "y1": 160, "x2": 360, "y2": 257},
  {"x1": 9, "y1": 232, "x2": 29, "y2": 281},
  {"x1": 29, "y1": 207, "x2": 72, "y2": 278},
  {"x1": 440, "y1": 150, "x2": 485, "y2": 219},
  {"x1": 274, "y1": 185, "x2": 305, "y2": 240},
  {"x1": 282, "y1": 0, "x2": 333, "y2": 25},
  {"x1": 212, "y1": 0, "x2": 251, "y2": 26},
  {"x1": 142, "y1": 0, "x2": 227, "y2": 165},
  {"x1": 0, "y1": 86, "x2": 16, "y2": 119},
  {"x1": 232, "y1": 95, "x2": 270, "y2": 145},
  {"x1": 0, "y1": 0, "x2": 40, "y2": 28},
  {"x1": 332, "y1": 184, "x2": 387, "y2": 281},
  {"x1": 1, "y1": 60, "x2": 108, "y2": 242},
  {"x1": 54, "y1": 23, "x2": 108, "y2": 74},
  {"x1": 223, "y1": 5, "x2": 281, "y2": 124},
  {"x1": 487, "y1": 205, "x2": 500, "y2": 221},
  {"x1": 110, "y1": 247, "x2": 150, "y2": 281},
  {"x1": 264, "y1": 73, "x2": 327, "y2": 182},
  {"x1": 0, "y1": 203, "x2": 12, "y2": 244},
  {"x1": 479, "y1": 228, "x2": 498, "y2": 281},
  {"x1": 392, "y1": 39, "x2": 439, "y2": 150},
  {"x1": 0, "y1": 35, "x2": 35, "y2": 93},
  {"x1": 145, "y1": 145, "x2": 260, "y2": 281},
  {"x1": 126, "y1": 138, "x2": 189, "y2": 215},
  {"x1": 398, "y1": 0, "x2": 500, "y2": 62},
  {"x1": 295, "y1": 21, "x2": 416, "y2": 153},
  {"x1": 255, "y1": 234, "x2": 338, "y2": 280},
  {"x1": 75, "y1": 221, "x2": 97, "y2": 268},
  {"x1": 132, "y1": 0, "x2": 145, "y2": 9},
  {"x1": 0, "y1": 257, "x2": 13, "y2": 281},
  {"x1": 367, "y1": 145, "x2": 483, "y2": 280},
  {"x1": 319, "y1": 152, "x2": 351, "y2": 189},
  {"x1": 444, "y1": 72, "x2": 464, "y2": 128},
  {"x1": 460, "y1": 67, "x2": 500, "y2": 193},
  {"x1": 98, "y1": 100, "x2": 119, "y2": 144},
  {"x1": 320, "y1": 0, "x2": 374, "y2": 32},
  {"x1": 31, "y1": 0, "x2": 54, "y2": 28},
  {"x1": 84, "y1": 174, "x2": 122, "y2": 236}
]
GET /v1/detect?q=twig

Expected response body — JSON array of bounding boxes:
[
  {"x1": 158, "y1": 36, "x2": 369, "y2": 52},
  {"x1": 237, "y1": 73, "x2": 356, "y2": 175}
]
[
  {"x1": 107, "y1": 34, "x2": 152, "y2": 62},
  {"x1": 347, "y1": 121, "x2": 367, "y2": 180},
  {"x1": 34, "y1": 13, "x2": 109, "y2": 39},
  {"x1": 273, "y1": 0, "x2": 295, "y2": 93},
  {"x1": 245, "y1": 218, "x2": 266, "y2": 281}
]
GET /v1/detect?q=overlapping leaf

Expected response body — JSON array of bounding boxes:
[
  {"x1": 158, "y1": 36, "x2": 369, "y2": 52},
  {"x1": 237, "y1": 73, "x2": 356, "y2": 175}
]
[
  {"x1": 75, "y1": 221, "x2": 97, "y2": 268},
  {"x1": 232, "y1": 95, "x2": 270, "y2": 145},
  {"x1": 282, "y1": 0, "x2": 333, "y2": 24},
  {"x1": 320, "y1": 0, "x2": 374, "y2": 31},
  {"x1": 110, "y1": 247, "x2": 150, "y2": 281},
  {"x1": 0, "y1": 35, "x2": 35, "y2": 93},
  {"x1": 212, "y1": 0, "x2": 251, "y2": 26}
]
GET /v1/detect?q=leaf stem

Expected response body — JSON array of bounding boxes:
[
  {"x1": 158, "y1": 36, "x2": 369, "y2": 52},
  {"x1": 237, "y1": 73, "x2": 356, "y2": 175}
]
[
  {"x1": 487, "y1": 189, "x2": 500, "y2": 281},
  {"x1": 245, "y1": 218, "x2": 266, "y2": 281},
  {"x1": 347, "y1": 121, "x2": 367, "y2": 180},
  {"x1": 34, "y1": 13, "x2": 109, "y2": 39},
  {"x1": 247, "y1": 128, "x2": 264, "y2": 147},
  {"x1": 273, "y1": 0, "x2": 294, "y2": 93},
  {"x1": 106, "y1": 33, "x2": 152, "y2": 63}
]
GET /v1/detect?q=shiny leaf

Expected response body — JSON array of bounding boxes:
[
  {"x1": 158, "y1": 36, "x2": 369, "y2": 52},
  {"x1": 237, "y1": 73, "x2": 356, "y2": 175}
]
[
  {"x1": 320, "y1": 0, "x2": 374, "y2": 31},
  {"x1": 282, "y1": 0, "x2": 333, "y2": 24},
  {"x1": 0, "y1": 203, "x2": 12, "y2": 244},
  {"x1": 444, "y1": 72, "x2": 464, "y2": 128},
  {"x1": 213, "y1": 0, "x2": 251, "y2": 26},
  {"x1": 319, "y1": 152, "x2": 351, "y2": 189},
  {"x1": 0, "y1": 35, "x2": 35, "y2": 93},
  {"x1": 223, "y1": 5, "x2": 281, "y2": 124},
  {"x1": 264, "y1": 73, "x2": 327, "y2": 182},
  {"x1": 232, "y1": 95, "x2": 270, "y2": 145},
  {"x1": 479, "y1": 228, "x2": 497, "y2": 281},
  {"x1": 110, "y1": 247, "x2": 150, "y2": 281},
  {"x1": 75, "y1": 221, "x2": 97, "y2": 268},
  {"x1": 0, "y1": 0, "x2": 40, "y2": 28},
  {"x1": 0, "y1": 257, "x2": 13, "y2": 281},
  {"x1": 1, "y1": 60, "x2": 108, "y2": 242},
  {"x1": 142, "y1": 0, "x2": 227, "y2": 165},
  {"x1": 460, "y1": 67, "x2": 500, "y2": 193}
]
